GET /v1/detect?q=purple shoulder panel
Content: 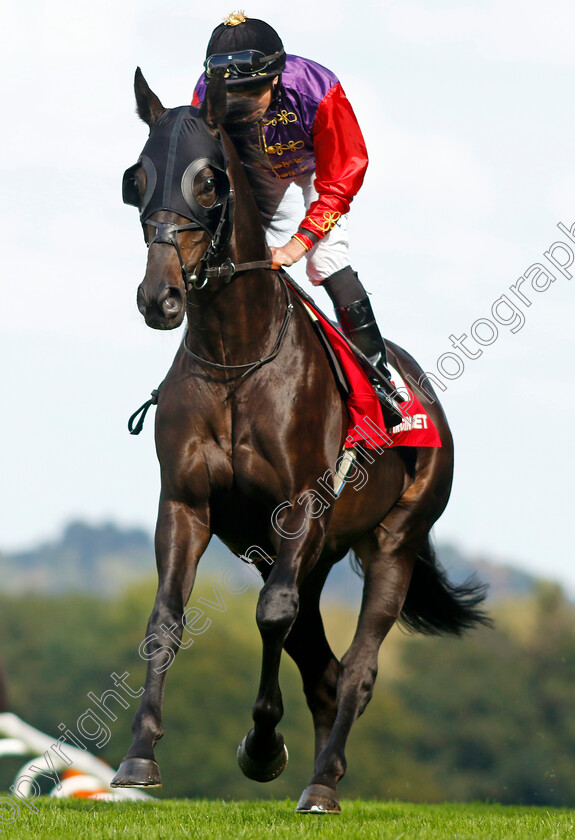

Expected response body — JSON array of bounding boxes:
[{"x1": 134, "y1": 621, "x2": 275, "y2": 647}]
[
  {"x1": 194, "y1": 73, "x2": 207, "y2": 103},
  {"x1": 280, "y1": 55, "x2": 339, "y2": 127},
  {"x1": 193, "y1": 55, "x2": 340, "y2": 180},
  {"x1": 261, "y1": 55, "x2": 339, "y2": 178}
]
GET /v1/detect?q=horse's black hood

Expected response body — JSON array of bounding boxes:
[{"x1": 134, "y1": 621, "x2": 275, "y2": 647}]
[{"x1": 122, "y1": 106, "x2": 230, "y2": 235}]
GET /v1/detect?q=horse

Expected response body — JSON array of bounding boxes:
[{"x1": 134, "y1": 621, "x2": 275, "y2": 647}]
[{"x1": 111, "y1": 68, "x2": 489, "y2": 813}]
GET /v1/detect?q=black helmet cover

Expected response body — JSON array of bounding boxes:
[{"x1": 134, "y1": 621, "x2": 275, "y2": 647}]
[{"x1": 205, "y1": 13, "x2": 285, "y2": 89}]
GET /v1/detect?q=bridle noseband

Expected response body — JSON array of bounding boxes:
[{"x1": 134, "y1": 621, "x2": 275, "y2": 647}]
[
  {"x1": 139, "y1": 167, "x2": 294, "y2": 375},
  {"x1": 125, "y1": 106, "x2": 294, "y2": 375},
  {"x1": 143, "y1": 176, "x2": 236, "y2": 292},
  {"x1": 144, "y1": 219, "x2": 210, "y2": 290},
  {"x1": 183, "y1": 270, "x2": 294, "y2": 377}
]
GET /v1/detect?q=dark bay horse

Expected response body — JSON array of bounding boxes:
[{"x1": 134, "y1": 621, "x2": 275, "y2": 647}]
[{"x1": 111, "y1": 68, "x2": 488, "y2": 812}]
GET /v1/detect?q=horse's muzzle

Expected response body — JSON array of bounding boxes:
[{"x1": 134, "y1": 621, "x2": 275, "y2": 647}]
[{"x1": 137, "y1": 282, "x2": 185, "y2": 329}]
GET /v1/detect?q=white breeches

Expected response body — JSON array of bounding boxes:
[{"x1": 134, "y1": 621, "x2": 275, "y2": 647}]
[{"x1": 260, "y1": 171, "x2": 351, "y2": 286}]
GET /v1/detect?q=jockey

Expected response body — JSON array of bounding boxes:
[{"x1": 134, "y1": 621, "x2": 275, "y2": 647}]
[{"x1": 193, "y1": 12, "x2": 402, "y2": 422}]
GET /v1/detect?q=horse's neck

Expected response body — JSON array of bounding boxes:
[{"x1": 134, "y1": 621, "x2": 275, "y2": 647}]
[
  {"x1": 222, "y1": 132, "x2": 270, "y2": 259},
  {"x1": 185, "y1": 134, "x2": 285, "y2": 365}
]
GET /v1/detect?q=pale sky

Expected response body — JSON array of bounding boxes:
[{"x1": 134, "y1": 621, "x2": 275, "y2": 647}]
[{"x1": 1, "y1": 1, "x2": 573, "y2": 590}]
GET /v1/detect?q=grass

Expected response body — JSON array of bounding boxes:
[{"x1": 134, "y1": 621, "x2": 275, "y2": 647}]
[{"x1": 1, "y1": 799, "x2": 575, "y2": 840}]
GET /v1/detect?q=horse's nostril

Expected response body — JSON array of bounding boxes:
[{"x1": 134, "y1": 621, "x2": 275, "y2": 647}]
[
  {"x1": 137, "y1": 283, "x2": 184, "y2": 328},
  {"x1": 160, "y1": 287, "x2": 184, "y2": 316}
]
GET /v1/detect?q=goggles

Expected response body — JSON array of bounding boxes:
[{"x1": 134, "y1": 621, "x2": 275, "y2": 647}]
[{"x1": 204, "y1": 48, "x2": 284, "y2": 79}]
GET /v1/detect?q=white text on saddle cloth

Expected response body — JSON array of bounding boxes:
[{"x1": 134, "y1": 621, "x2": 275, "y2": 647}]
[{"x1": 386, "y1": 363, "x2": 441, "y2": 446}]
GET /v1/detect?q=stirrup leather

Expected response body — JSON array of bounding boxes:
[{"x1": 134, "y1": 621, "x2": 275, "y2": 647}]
[{"x1": 335, "y1": 298, "x2": 404, "y2": 427}]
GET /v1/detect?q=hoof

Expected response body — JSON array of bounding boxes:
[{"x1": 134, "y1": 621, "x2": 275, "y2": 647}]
[
  {"x1": 110, "y1": 757, "x2": 162, "y2": 788},
  {"x1": 296, "y1": 783, "x2": 341, "y2": 814},
  {"x1": 237, "y1": 733, "x2": 288, "y2": 782}
]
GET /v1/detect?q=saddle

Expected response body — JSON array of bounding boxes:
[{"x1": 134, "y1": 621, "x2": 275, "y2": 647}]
[{"x1": 279, "y1": 270, "x2": 441, "y2": 449}]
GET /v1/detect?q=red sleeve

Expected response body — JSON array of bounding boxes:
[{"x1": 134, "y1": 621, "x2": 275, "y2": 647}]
[
  {"x1": 298, "y1": 83, "x2": 368, "y2": 241},
  {"x1": 191, "y1": 89, "x2": 201, "y2": 106}
]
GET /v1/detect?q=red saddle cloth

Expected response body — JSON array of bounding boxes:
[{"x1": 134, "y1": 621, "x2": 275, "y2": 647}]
[{"x1": 297, "y1": 293, "x2": 441, "y2": 450}]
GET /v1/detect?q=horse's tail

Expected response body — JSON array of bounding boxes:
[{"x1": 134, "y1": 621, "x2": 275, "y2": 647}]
[{"x1": 350, "y1": 538, "x2": 492, "y2": 636}]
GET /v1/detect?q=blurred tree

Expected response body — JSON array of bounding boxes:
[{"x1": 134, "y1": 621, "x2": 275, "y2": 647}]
[
  {"x1": 395, "y1": 584, "x2": 575, "y2": 805},
  {"x1": 0, "y1": 654, "x2": 8, "y2": 712},
  {"x1": 2, "y1": 579, "x2": 575, "y2": 804}
]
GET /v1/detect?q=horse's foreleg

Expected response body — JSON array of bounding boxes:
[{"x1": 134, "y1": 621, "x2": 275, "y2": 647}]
[
  {"x1": 111, "y1": 499, "x2": 210, "y2": 787},
  {"x1": 283, "y1": 561, "x2": 341, "y2": 761},
  {"x1": 237, "y1": 513, "x2": 328, "y2": 783}
]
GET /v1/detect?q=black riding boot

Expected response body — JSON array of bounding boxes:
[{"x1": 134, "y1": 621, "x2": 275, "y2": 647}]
[{"x1": 322, "y1": 267, "x2": 403, "y2": 428}]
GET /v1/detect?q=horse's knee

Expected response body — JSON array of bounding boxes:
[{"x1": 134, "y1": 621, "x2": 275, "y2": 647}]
[
  {"x1": 147, "y1": 595, "x2": 185, "y2": 632},
  {"x1": 337, "y1": 657, "x2": 379, "y2": 713},
  {"x1": 256, "y1": 586, "x2": 299, "y2": 637}
]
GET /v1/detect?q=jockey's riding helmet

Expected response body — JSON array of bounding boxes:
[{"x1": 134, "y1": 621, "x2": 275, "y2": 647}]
[{"x1": 205, "y1": 12, "x2": 286, "y2": 90}]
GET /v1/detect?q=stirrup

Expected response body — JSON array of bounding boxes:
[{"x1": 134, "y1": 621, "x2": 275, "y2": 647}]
[
  {"x1": 367, "y1": 353, "x2": 406, "y2": 403},
  {"x1": 344, "y1": 349, "x2": 405, "y2": 428},
  {"x1": 373, "y1": 383, "x2": 404, "y2": 429}
]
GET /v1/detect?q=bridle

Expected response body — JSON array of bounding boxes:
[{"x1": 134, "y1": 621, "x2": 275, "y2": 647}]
[
  {"x1": 143, "y1": 218, "x2": 231, "y2": 292},
  {"x1": 123, "y1": 106, "x2": 294, "y2": 376},
  {"x1": 139, "y1": 152, "x2": 237, "y2": 292},
  {"x1": 183, "y1": 270, "x2": 294, "y2": 377},
  {"x1": 143, "y1": 213, "x2": 294, "y2": 375}
]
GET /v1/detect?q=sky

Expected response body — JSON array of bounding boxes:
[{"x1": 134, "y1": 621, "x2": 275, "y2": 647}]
[{"x1": 1, "y1": 1, "x2": 573, "y2": 590}]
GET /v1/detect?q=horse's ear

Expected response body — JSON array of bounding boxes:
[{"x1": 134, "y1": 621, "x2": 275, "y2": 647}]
[
  {"x1": 134, "y1": 67, "x2": 166, "y2": 128},
  {"x1": 201, "y1": 69, "x2": 228, "y2": 130}
]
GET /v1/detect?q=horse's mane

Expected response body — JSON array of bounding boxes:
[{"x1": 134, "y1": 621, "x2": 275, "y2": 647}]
[
  {"x1": 222, "y1": 97, "x2": 267, "y2": 165},
  {"x1": 222, "y1": 97, "x2": 283, "y2": 225}
]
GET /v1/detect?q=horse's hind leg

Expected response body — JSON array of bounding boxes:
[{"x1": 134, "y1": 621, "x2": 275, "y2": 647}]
[
  {"x1": 111, "y1": 498, "x2": 210, "y2": 787},
  {"x1": 295, "y1": 525, "x2": 420, "y2": 813},
  {"x1": 294, "y1": 439, "x2": 456, "y2": 813}
]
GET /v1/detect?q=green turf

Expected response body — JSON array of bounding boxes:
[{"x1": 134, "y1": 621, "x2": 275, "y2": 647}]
[{"x1": 1, "y1": 799, "x2": 575, "y2": 840}]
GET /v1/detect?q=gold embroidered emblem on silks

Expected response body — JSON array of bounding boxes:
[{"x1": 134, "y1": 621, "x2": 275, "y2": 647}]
[
  {"x1": 305, "y1": 211, "x2": 342, "y2": 232},
  {"x1": 273, "y1": 157, "x2": 305, "y2": 170},
  {"x1": 262, "y1": 110, "x2": 298, "y2": 127},
  {"x1": 265, "y1": 140, "x2": 305, "y2": 156}
]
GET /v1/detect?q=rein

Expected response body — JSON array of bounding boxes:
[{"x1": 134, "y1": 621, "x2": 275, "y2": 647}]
[
  {"x1": 143, "y1": 197, "x2": 276, "y2": 294},
  {"x1": 144, "y1": 213, "x2": 295, "y2": 374},
  {"x1": 128, "y1": 264, "x2": 293, "y2": 435},
  {"x1": 129, "y1": 110, "x2": 296, "y2": 433},
  {"x1": 183, "y1": 267, "x2": 294, "y2": 377}
]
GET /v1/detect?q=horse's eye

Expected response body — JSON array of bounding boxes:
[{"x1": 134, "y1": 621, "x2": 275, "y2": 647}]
[{"x1": 193, "y1": 170, "x2": 218, "y2": 208}]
